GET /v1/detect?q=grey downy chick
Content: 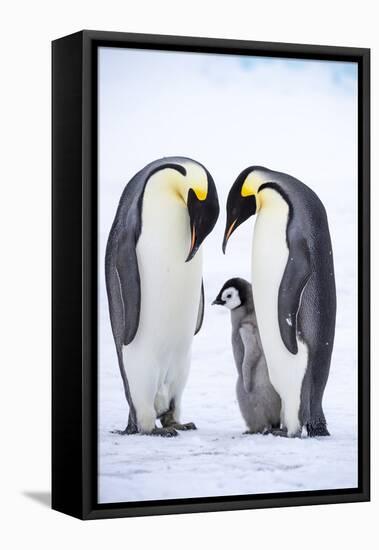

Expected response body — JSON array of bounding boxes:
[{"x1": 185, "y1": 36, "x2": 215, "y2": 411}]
[{"x1": 213, "y1": 278, "x2": 281, "y2": 434}]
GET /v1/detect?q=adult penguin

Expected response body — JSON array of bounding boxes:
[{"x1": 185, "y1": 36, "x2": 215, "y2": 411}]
[
  {"x1": 106, "y1": 157, "x2": 219, "y2": 437},
  {"x1": 222, "y1": 166, "x2": 336, "y2": 437}
]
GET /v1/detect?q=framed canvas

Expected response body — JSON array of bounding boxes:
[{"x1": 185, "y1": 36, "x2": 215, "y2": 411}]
[{"x1": 52, "y1": 30, "x2": 370, "y2": 520}]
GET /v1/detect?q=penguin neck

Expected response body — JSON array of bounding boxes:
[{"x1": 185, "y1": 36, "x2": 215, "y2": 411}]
[
  {"x1": 140, "y1": 171, "x2": 194, "y2": 265},
  {"x1": 258, "y1": 186, "x2": 290, "y2": 213},
  {"x1": 145, "y1": 168, "x2": 187, "y2": 205},
  {"x1": 231, "y1": 303, "x2": 255, "y2": 325},
  {"x1": 231, "y1": 305, "x2": 246, "y2": 325}
]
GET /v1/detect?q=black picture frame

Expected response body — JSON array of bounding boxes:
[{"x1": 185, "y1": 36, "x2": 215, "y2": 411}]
[{"x1": 52, "y1": 30, "x2": 370, "y2": 520}]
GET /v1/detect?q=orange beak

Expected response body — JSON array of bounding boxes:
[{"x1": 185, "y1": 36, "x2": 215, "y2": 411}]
[
  {"x1": 185, "y1": 225, "x2": 198, "y2": 262},
  {"x1": 222, "y1": 219, "x2": 237, "y2": 253}
]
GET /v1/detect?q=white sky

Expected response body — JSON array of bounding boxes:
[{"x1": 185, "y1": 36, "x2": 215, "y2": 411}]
[{"x1": 98, "y1": 47, "x2": 357, "y2": 196}]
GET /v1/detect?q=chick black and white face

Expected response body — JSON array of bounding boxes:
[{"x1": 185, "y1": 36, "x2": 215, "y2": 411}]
[
  {"x1": 220, "y1": 287, "x2": 241, "y2": 310},
  {"x1": 212, "y1": 286, "x2": 243, "y2": 311},
  {"x1": 213, "y1": 277, "x2": 251, "y2": 311}
]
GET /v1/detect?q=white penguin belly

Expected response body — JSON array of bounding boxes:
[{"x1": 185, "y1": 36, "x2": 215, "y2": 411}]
[
  {"x1": 122, "y1": 182, "x2": 202, "y2": 428},
  {"x1": 251, "y1": 190, "x2": 308, "y2": 435}
]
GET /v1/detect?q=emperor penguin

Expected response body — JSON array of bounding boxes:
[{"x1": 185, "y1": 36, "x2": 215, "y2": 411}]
[
  {"x1": 212, "y1": 278, "x2": 281, "y2": 434},
  {"x1": 222, "y1": 166, "x2": 336, "y2": 437},
  {"x1": 106, "y1": 157, "x2": 219, "y2": 437}
]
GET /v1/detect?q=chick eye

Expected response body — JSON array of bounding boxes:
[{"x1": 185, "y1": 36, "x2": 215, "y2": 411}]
[{"x1": 227, "y1": 294, "x2": 231, "y2": 299}]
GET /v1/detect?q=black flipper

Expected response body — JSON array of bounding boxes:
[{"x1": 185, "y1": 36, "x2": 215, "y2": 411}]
[
  {"x1": 115, "y1": 233, "x2": 141, "y2": 346},
  {"x1": 194, "y1": 280, "x2": 204, "y2": 335},
  {"x1": 105, "y1": 227, "x2": 140, "y2": 414},
  {"x1": 278, "y1": 237, "x2": 311, "y2": 354}
]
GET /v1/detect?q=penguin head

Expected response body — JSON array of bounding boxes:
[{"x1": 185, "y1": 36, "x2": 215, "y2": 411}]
[
  {"x1": 212, "y1": 277, "x2": 251, "y2": 310},
  {"x1": 146, "y1": 158, "x2": 219, "y2": 262},
  {"x1": 222, "y1": 166, "x2": 270, "y2": 253},
  {"x1": 181, "y1": 162, "x2": 220, "y2": 262}
]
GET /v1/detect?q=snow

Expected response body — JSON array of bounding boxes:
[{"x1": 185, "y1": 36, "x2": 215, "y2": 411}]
[{"x1": 98, "y1": 48, "x2": 358, "y2": 503}]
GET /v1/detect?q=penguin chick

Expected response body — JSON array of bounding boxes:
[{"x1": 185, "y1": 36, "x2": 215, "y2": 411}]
[{"x1": 212, "y1": 278, "x2": 281, "y2": 434}]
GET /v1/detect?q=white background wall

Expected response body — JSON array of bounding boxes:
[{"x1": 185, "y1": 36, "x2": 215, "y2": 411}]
[{"x1": 0, "y1": 1, "x2": 376, "y2": 548}]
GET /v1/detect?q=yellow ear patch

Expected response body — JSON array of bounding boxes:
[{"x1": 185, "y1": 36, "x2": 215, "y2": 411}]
[
  {"x1": 241, "y1": 180, "x2": 254, "y2": 197},
  {"x1": 241, "y1": 173, "x2": 262, "y2": 197},
  {"x1": 172, "y1": 161, "x2": 208, "y2": 203},
  {"x1": 193, "y1": 187, "x2": 207, "y2": 201}
]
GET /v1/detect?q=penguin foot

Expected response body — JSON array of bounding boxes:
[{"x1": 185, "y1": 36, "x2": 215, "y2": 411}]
[
  {"x1": 150, "y1": 427, "x2": 179, "y2": 437},
  {"x1": 268, "y1": 427, "x2": 304, "y2": 438},
  {"x1": 110, "y1": 424, "x2": 138, "y2": 435},
  {"x1": 170, "y1": 422, "x2": 197, "y2": 431},
  {"x1": 160, "y1": 407, "x2": 197, "y2": 431},
  {"x1": 307, "y1": 422, "x2": 330, "y2": 437},
  {"x1": 244, "y1": 425, "x2": 279, "y2": 435},
  {"x1": 269, "y1": 427, "x2": 289, "y2": 437}
]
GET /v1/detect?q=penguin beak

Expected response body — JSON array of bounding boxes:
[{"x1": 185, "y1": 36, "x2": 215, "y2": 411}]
[
  {"x1": 185, "y1": 185, "x2": 220, "y2": 263},
  {"x1": 222, "y1": 188, "x2": 257, "y2": 254},
  {"x1": 222, "y1": 218, "x2": 238, "y2": 254},
  {"x1": 185, "y1": 225, "x2": 199, "y2": 262},
  {"x1": 212, "y1": 289, "x2": 225, "y2": 305}
]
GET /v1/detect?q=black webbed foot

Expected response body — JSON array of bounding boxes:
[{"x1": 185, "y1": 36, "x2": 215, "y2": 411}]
[
  {"x1": 160, "y1": 404, "x2": 196, "y2": 431},
  {"x1": 170, "y1": 422, "x2": 197, "y2": 431},
  {"x1": 150, "y1": 426, "x2": 179, "y2": 437},
  {"x1": 110, "y1": 423, "x2": 138, "y2": 435},
  {"x1": 269, "y1": 427, "x2": 289, "y2": 437},
  {"x1": 244, "y1": 427, "x2": 273, "y2": 435},
  {"x1": 307, "y1": 422, "x2": 330, "y2": 437}
]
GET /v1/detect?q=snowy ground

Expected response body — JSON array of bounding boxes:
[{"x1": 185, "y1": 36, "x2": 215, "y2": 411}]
[
  {"x1": 99, "y1": 309, "x2": 357, "y2": 503},
  {"x1": 98, "y1": 48, "x2": 358, "y2": 503},
  {"x1": 98, "y1": 197, "x2": 358, "y2": 503}
]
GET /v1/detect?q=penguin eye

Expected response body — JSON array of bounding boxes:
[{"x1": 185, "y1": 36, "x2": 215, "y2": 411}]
[{"x1": 227, "y1": 293, "x2": 232, "y2": 299}]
